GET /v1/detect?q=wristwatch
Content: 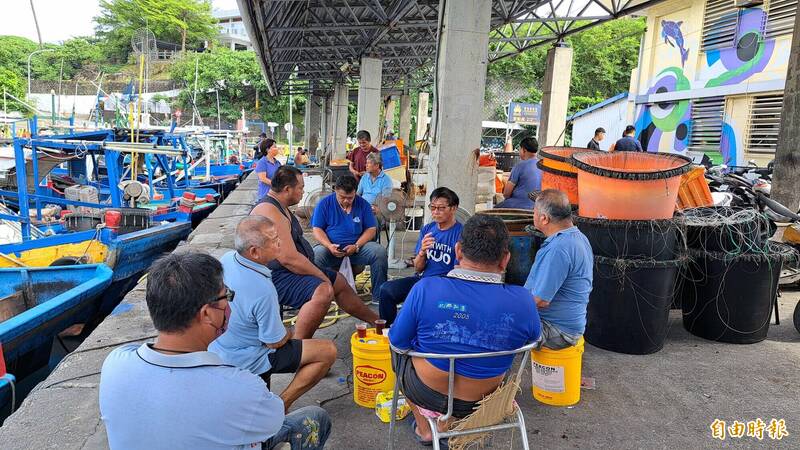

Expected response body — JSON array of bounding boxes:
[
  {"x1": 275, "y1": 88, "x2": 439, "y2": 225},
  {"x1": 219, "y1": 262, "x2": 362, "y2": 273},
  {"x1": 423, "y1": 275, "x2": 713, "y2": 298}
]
[{"x1": 355, "y1": 244, "x2": 361, "y2": 252}]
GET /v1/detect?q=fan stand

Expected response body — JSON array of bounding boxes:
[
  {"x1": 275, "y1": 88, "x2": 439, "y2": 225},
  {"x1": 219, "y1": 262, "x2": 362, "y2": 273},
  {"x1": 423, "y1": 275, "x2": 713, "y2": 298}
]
[{"x1": 386, "y1": 220, "x2": 406, "y2": 270}]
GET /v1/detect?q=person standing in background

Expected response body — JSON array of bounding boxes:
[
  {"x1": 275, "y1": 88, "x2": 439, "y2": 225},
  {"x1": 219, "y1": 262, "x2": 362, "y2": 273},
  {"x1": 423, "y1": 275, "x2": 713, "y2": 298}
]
[
  {"x1": 347, "y1": 130, "x2": 380, "y2": 181},
  {"x1": 587, "y1": 127, "x2": 605, "y2": 150},
  {"x1": 255, "y1": 139, "x2": 281, "y2": 200},
  {"x1": 610, "y1": 125, "x2": 643, "y2": 152}
]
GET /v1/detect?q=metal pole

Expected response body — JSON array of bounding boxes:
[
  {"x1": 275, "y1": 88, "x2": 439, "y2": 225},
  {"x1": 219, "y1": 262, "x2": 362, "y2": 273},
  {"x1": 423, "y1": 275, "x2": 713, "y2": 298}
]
[
  {"x1": 216, "y1": 89, "x2": 221, "y2": 129},
  {"x1": 27, "y1": 48, "x2": 54, "y2": 95},
  {"x1": 50, "y1": 89, "x2": 55, "y2": 127},
  {"x1": 57, "y1": 58, "x2": 64, "y2": 118},
  {"x1": 288, "y1": 92, "x2": 293, "y2": 153},
  {"x1": 192, "y1": 55, "x2": 199, "y2": 126}
]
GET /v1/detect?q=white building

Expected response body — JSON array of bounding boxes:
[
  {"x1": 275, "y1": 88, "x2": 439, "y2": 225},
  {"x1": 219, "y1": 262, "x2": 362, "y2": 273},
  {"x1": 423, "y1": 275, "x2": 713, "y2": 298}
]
[
  {"x1": 570, "y1": 93, "x2": 631, "y2": 151},
  {"x1": 214, "y1": 9, "x2": 252, "y2": 51}
]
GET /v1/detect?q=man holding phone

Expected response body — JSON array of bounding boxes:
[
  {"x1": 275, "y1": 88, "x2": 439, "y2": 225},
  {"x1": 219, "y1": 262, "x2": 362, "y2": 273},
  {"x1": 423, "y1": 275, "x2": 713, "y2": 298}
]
[
  {"x1": 312, "y1": 175, "x2": 388, "y2": 303},
  {"x1": 378, "y1": 187, "x2": 463, "y2": 325}
]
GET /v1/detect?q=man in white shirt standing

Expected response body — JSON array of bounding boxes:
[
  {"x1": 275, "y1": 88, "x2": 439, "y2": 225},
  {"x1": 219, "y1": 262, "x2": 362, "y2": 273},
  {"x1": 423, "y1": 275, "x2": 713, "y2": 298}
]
[
  {"x1": 210, "y1": 216, "x2": 337, "y2": 410},
  {"x1": 99, "y1": 252, "x2": 331, "y2": 449}
]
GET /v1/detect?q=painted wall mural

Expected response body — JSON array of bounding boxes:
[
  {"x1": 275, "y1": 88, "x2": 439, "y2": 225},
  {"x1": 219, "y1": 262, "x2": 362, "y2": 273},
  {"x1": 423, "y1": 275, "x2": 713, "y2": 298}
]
[
  {"x1": 703, "y1": 8, "x2": 775, "y2": 87},
  {"x1": 634, "y1": 5, "x2": 789, "y2": 164}
]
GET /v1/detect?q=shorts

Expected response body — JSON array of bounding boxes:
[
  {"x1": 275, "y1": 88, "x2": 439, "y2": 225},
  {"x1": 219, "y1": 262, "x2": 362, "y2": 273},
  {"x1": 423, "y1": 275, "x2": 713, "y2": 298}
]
[
  {"x1": 536, "y1": 319, "x2": 582, "y2": 350},
  {"x1": 271, "y1": 266, "x2": 338, "y2": 309},
  {"x1": 260, "y1": 339, "x2": 303, "y2": 388},
  {"x1": 392, "y1": 353, "x2": 479, "y2": 419}
]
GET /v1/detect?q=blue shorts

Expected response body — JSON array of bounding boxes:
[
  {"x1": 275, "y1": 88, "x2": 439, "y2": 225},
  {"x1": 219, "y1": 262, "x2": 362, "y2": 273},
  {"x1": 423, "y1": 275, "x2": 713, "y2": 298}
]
[{"x1": 271, "y1": 266, "x2": 338, "y2": 309}]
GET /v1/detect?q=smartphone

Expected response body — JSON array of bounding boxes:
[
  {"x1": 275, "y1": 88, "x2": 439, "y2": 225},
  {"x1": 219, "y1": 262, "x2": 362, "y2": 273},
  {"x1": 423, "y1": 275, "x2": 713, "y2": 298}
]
[{"x1": 337, "y1": 244, "x2": 347, "y2": 252}]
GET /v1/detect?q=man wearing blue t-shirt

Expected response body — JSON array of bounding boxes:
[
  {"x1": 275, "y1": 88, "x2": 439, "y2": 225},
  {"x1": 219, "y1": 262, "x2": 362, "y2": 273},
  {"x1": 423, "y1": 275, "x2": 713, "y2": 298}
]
[
  {"x1": 312, "y1": 175, "x2": 388, "y2": 301},
  {"x1": 524, "y1": 189, "x2": 593, "y2": 350},
  {"x1": 209, "y1": 216, "x2": 336, "y2": 411},
  {"x1": 496, "y1": 137, "x2": 541, "y2": 209},
  {"x1": 378, "y1": 187, "x2": 462, "y2": 325},
  {"x1": 357, "y1": 152, "x2": 393, "y2": 205},
  {"x1": 390, "y1": 215, "x2": 540, "y2": 444},
  {"x1": 611, "y1": 125, "x2": 644, "y2": 152},
  {"x1": 99, "y1": 252, "x2": 331, "y2": 449}
]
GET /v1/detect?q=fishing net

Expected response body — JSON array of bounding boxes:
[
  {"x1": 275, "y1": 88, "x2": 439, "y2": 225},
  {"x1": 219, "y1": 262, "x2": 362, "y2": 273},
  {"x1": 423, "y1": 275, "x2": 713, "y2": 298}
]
[
  {"x1": 682, "y1": 206, "x2": 774, "y2": 255},
  {"x1": 575, "y1": 215, "x2": 687, "y2": 261}
]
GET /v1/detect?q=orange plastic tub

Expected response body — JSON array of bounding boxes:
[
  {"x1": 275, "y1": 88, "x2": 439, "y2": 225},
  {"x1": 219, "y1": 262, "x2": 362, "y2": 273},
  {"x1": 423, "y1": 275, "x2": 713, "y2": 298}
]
[
  {"x1": 537, "y1": 160, "x2": 579, "y2": 205},
  {"x1": 676, "y1": 166, "x2": 713, "y2": 209},
  {"x1": 536, "y1": 147, "x2": 594, "y2": 206},
  {"x1": 571, "y1": 152, "x2": 692, "y2": 220}
]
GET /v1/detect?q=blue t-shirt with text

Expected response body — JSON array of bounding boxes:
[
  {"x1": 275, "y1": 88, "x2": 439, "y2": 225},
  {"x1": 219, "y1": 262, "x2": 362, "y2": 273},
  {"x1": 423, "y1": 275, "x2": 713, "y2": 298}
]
[
  {"x1": 390, "y1": 276, "x2": 540, "y2": 379},
  {"x1": 524, "y1": 226, "x2": 593, "y2": 335},
  {"x1": 414, "y1": 221, "x2": 463, "y2": 277},
  {"x1": 311, "y1": 193, "x2": 377, "y2": 246}
]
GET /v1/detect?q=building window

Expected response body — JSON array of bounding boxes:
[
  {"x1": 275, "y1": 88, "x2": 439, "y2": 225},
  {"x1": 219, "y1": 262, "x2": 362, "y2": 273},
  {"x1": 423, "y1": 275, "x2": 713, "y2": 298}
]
[
  {"x1": 702, "y1": 0, "x2": 740, "y2": 51},
  {"x1": 688, "y1": 97, "x2": 725, "y2": 153},
  {"x1": 746, "y1": 92, "x2": 784, "y2": 154},
  {"x1": 766, "y1": 0, "x2": 798, "y2": 38}
]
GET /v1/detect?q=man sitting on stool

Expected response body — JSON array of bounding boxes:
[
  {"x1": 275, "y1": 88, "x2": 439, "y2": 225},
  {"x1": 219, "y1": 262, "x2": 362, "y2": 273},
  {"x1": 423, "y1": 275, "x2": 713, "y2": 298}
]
[
  {"x1": 357, "y1": 152, "x2": 393, "y2": 205},
  {"x1": 378, "y1": 187, "x2": 462, "y2": 326},
  {"x1": 312, "y1": 175, "x2": 388, "y2": 302},
  {"x1": 389, "y1": 215, "x2": 540, "y2": 445},
  {"x1": 210, "y1": 216, "x2": 337, "y2": 411},
  {"x1": 524, "y1": 189, "x2": 593, "y2": 349},
  {"x1": 99, "y1": 252, "x2": 331, "y2": 449}
]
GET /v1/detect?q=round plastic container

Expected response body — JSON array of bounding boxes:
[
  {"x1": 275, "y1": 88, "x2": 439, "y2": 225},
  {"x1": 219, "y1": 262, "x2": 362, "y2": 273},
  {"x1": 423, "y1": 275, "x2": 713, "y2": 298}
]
[
  {"x1": 351, "y1": 329, "x2": 395, "y2": 408},
  {"x1": 537, "y1": 147, "x2": 589, "y2": 173},
  {"x1": 585, "y1": 256, "x2": 684, "y2": 355},
  {"x1": 477, "y1": 209, "x2": 533, "y2": 232},
  {"x1": 574, "y1": 215, "x2": 685, "y2": 261},
  {"x1": 571, "y1": 152, "x2": 692, "y2": 220},
  {"x1": 506, "y1": 226, "x2": 546, "y2": 286},
  {"x1": 681, "y1": 243, "x2": 796, "y2": 344},
  {"x1": 682, "y1": 206, "x2": 772, "y2": 253},
  {"x1": 531, "y1": 337, "x2": 584, "y2": 406},
  {"x1": 537, "y1": 160, "x2": 579, "y2": 206},
  {"x1": 104, "y1": 210, "x2": 122, "y2": 230}
]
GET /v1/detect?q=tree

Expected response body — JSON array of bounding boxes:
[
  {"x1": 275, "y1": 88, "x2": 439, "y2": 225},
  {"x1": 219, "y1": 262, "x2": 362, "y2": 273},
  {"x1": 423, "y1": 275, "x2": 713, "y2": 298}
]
[
  {"x1": 170, "y1": 48, "x2": 306, "y2": 134},
  {"x1": 94, "y1": 0, "x2": 217, "y2": 61},
  {"x1": 487, "y1": 18, "x2": 646, "y2": 116},
  {"x1": 0, "y1": 67, "x2": 31, "y2": 114},
  {"x1": 0, "y1": 36, "x2": 37, "y2": 78}
]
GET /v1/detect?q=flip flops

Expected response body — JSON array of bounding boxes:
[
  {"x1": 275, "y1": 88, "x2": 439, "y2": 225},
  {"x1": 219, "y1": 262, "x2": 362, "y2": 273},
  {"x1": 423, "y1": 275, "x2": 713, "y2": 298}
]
[{"x1": 407, "y1": 417, "x2": 449, "y2": 449}]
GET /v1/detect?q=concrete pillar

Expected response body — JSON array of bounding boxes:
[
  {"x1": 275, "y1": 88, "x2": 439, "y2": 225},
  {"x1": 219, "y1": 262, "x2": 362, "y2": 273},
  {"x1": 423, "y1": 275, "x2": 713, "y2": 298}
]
[
  {"x1": 383, "y1": 96, "x2": 396, "y2": 137},
  {"x1": 321, "y1": 96, "x2": 331, "y2": 156},
  {"x1": 416, "y1": 92, "x2": 430, "y2": 141},
  {"x1": 538, "y1": 43, "x2": 573, "y2": 146},
  {"x1": 332, "y1": 83, "x2": 349, "y2": 159},
  {"x1": 427, "y1": 0, "x2": 491, "y2": 213},
  {"x1": 357, "y1": 56, "x2": 382, "y2": 144},
  {"x1": 399, "y1": 94, "x2": 412, "y2": 145},
  {"x1": 304, "y1": 94, "x2": 321, "y2": 151},
  {"x1": 772, "y1": 8, "x2": 800, "y2": 211}
]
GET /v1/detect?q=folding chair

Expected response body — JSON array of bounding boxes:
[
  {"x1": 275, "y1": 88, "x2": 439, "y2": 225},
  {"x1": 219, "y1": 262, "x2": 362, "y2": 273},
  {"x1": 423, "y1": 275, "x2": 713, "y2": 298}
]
[{"x1": 388, "y1": 342, "x2": 537, "y2": 450}]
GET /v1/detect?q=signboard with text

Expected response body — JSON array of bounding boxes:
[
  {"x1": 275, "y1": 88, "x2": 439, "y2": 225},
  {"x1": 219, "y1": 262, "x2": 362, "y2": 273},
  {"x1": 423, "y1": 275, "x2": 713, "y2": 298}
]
[{"x1": 507, "y1": 102, "x2": 541, "y2": 125}]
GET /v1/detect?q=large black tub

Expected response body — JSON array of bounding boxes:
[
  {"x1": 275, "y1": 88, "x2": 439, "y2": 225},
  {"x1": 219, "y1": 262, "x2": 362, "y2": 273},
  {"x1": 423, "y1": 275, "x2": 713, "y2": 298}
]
[
  {"x1": 681, "y1": 242, "x2": 796, "y2": 344},
  {"x1": 585, "y1": 256, "x2": 684, "y2": 355},
  {"x1": 683, "y1": 206, "x2": 773, "y2": 253},
  {"x1": 574, "y1": 216, "x2": 684, "y2": 261},
  {"x1": 506, "y1": 226, "x2": 546, "y2": 286}
]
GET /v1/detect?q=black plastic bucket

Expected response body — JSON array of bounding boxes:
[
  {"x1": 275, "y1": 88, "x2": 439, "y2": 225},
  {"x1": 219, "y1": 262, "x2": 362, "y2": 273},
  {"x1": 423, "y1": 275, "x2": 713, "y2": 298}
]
[
  {"x1": 585, "y1": 256, "x2": 684, "y2": 355},
  {"x1": 683, "y1": 206, "x2": 772, "y2": 253},
  {"x1": 506, "y1": 226, "x2": 546, "y2": 286},
  {"x1": 105, "y1": 208, "x2": 152, "y2": 235},
  {"x1": 574, "y1": 216, "x2": 685, "y2": 261},
  {"x1": 680, "y1": 242, "x2": 796, "y2": 344}
]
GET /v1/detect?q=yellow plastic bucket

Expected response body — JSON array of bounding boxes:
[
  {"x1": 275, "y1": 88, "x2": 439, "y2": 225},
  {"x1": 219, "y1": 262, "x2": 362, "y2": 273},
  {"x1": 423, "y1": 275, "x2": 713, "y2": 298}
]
[
  {"x1": 531, "y1": 337, "x2": 584, "y2": 406},
  {"x1": 351, "y1": 329, "x2": 395, "y2": 408}
]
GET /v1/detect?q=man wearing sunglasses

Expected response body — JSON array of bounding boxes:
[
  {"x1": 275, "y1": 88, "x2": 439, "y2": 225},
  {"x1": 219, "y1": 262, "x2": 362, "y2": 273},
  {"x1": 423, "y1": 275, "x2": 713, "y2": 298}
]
[
  {"x1": 99, "y1": 252, "x2": 331, "y2": 449},
  {"x1": 210, "y1": 216, "x2": 337, "y2": 411}
]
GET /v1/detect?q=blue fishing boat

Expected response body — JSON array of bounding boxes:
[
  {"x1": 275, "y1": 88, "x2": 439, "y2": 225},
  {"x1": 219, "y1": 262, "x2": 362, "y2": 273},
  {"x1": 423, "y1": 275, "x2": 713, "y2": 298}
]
[{"x1": 0, "y1": 264, "x2": 113, "y2": 384}]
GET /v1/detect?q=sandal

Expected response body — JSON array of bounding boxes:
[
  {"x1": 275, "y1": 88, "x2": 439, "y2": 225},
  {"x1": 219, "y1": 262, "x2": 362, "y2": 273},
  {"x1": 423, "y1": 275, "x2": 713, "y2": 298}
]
[{"x1": 407, "y1": 417, "x2": 433, "y2": 446}]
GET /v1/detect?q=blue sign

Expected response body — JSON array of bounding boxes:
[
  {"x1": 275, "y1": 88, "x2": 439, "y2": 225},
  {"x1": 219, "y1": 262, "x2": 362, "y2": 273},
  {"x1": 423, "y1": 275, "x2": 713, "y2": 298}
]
[{"x1": 507, "y1": 102, "x2": 540, "y2": 125}]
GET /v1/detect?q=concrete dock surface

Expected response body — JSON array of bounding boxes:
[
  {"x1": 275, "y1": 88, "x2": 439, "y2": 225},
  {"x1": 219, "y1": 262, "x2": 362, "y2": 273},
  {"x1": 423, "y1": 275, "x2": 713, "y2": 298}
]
[{"x1": 1, "y1": 174, "x2": 798, "y2": 449}]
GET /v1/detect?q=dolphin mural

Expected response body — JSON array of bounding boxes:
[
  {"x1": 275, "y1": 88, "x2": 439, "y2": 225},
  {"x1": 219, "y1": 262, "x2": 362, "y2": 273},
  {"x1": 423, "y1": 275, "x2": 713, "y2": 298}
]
[{"x1": 661, "y1": 20, "x2": 689, "y2": 67}]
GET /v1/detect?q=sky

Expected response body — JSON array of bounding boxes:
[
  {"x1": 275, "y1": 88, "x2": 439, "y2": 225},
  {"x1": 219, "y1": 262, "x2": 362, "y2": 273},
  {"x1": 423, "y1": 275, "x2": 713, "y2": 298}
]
[{"x1": 1, "y1": 0, "x2": 238, "y2": 44}]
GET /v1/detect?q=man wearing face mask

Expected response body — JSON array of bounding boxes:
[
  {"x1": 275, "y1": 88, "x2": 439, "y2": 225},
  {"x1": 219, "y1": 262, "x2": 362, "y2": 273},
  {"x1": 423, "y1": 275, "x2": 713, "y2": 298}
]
[
  {"x1": 99, "y1": 252, "x2": 331, "y2": 449},
  {"x1": 210, "y1": 216, "x2": 337, "y2": 410}
]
